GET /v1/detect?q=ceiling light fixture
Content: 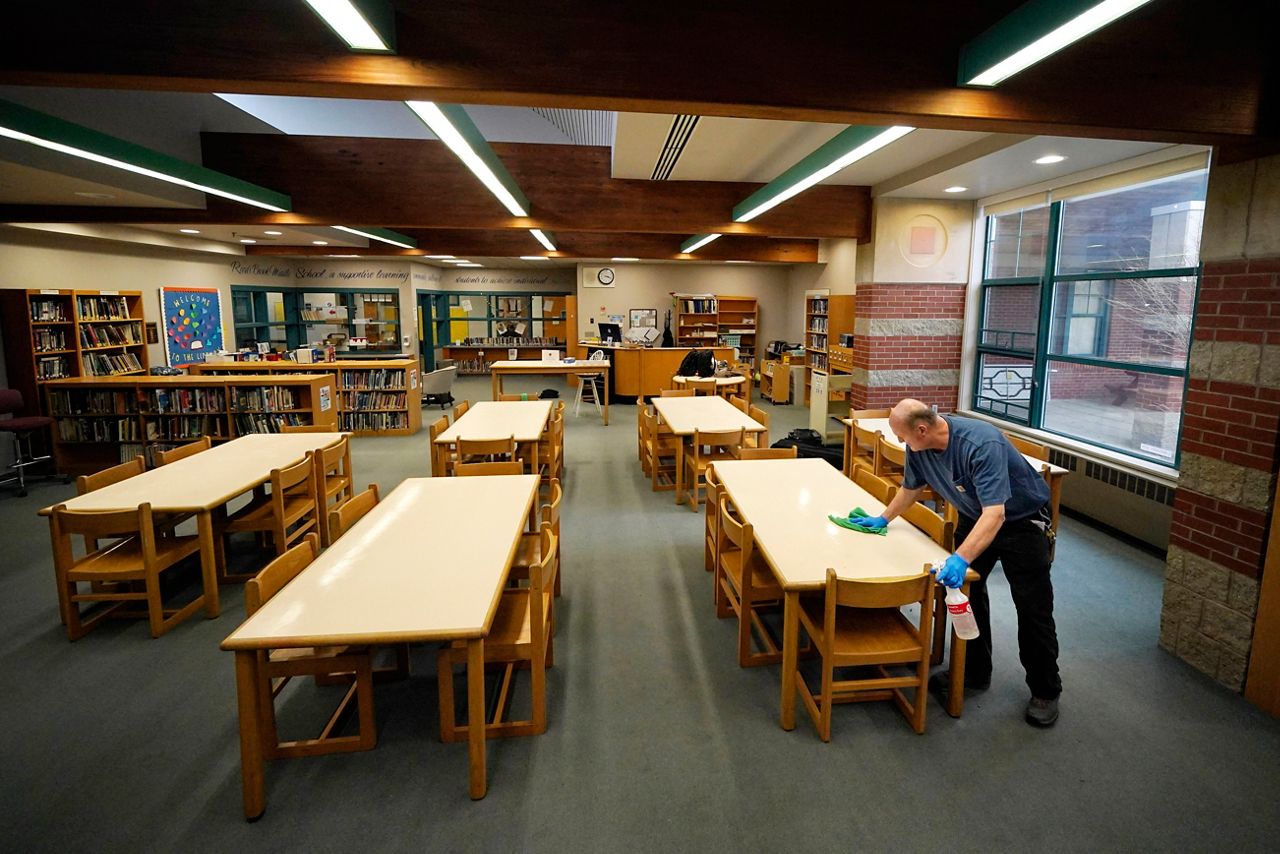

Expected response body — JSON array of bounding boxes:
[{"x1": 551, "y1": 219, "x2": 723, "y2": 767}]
[
  {"x1": 960, "y1": 0, "x2": 1154, "y2": 87},
  {"x1": 529, "y1": 229, "x2": 556, "y2": 251},
  {"x1": 240, "y1": 238, "x2": 257, "y2": 244},
  {"x1": 263, "y1": 230, "x2": 283, "y2": 236},
  {"x1": 457, "y1": 262, "x2": 483, "y2": 268},
  {"x1": 332, "y1": 224, "x2": 418, "y2": 249},
  {"x1": 302, "y1": 0, "x2": 395, "y2": 53},
  {"x1": 612, "y1": 257, "x2": 640, "y2": 262},
  {"x1": 944, "y1": 186, "x2": 968, "y2": 193},
  {"x1": 725, "y1": 260, "x2": 750, "y2": 264},
  {"x1": 733, "y1": 125, "x2": 915, "y2": 223},
  {"x1": 312, "y1": 240, "x2": 329, "y2": 245},
  {"x1": 1034, "y1": 154, "x2": 1067, "y2": 165},
  {"x1": 425, "y1": 254, "x2": 455, "y2": 259},
  {"x1": 681, "y1": 233, "x2": 722, "y2": 254},
  {"x1": 179, "y1": 228, "x2": 201, "y2": 234},
  {"x1": 520, "y1": 255, "x2": 550, "y2": 261},
  {"x1": 0, "y1": 98, "x2": 290, "y2": 212},
  {"x1": 328, "y1": 254, "x2": 362, "y2": 258},
  {"x1": 404, "y1": 101, "x2": 530, "y2": 217},
  {"x1": 73, "y1": 191, "x2": 115, "y2": 199}
]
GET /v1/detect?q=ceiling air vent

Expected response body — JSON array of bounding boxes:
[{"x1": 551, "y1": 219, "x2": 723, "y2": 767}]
[{"x1": 651, "y1": 115, "x2": 700, "y2": 181}]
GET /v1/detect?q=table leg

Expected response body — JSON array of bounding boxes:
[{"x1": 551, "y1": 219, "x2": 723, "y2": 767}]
[
  {"x1": 1049, "y1": 473, "x2": 1063, "y2": 533},
  {"x1": 235, "y1": 650, "x2": 267, "y2": 821},
  {"x1": 491, "y1": 371, "x2": 501, "y2": 401},
  {"x1": 197, "y1": 511, "x2": 220, "y2": 618},
  {"x1": 946, "y1": 580, "x2": 971, "y2": 718},
  {"x1": 781, "y1": 590, "x2": 799, "y2": 731},
  {"x1": 674, "y1": 436, "x2": 686, "y2": 506},
  {"x1": 467, "y1": 638, "x2": 487, "y2": 800}
]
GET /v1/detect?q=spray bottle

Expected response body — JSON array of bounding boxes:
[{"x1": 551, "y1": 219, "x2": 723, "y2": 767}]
[{"x1": 945, "y1": 586, "x2": 980, "y2": 640}]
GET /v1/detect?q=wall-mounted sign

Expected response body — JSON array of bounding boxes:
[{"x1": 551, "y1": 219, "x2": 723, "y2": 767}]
[{"x1": 161, "y1": 286, "x2": 224, "y2": 367}]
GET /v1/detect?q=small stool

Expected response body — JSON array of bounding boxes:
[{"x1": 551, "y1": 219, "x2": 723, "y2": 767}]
[{"x1": 0, "y1": 389, "x2": 55, "y2": 497}]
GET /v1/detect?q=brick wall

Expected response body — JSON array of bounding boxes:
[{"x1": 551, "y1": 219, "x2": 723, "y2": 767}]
[{"x1": 849, "y1": 283, "x2": 964, "y2": 411}]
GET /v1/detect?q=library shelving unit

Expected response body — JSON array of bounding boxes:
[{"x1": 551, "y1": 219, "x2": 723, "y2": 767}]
[
  {"x1": 187, "y1": 358, "x2": 421, "y2": 436},
  {"x1": 0, "y1": 289, "x2": 150, "y2": 416},
  {"x1": 44, "y1": 373, "x2": 337, "y2": 475},
  {"x1": 802, "y1": 292, "x2": 855, "y2": 404},
  {"x1": 673, "y1": 294, "x2": 720, "y2": 348},
  {"x1": 716, "y1": 296, "x2": 759, "y2": 365}
]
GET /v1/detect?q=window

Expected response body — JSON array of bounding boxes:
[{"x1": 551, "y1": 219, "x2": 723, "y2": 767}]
[
  {"x1": 230, "y1": 287, "x2": 296, "y2": 351},
  {"x1": 973, "y1": 168, "x2": 1207, "y2": 465}
]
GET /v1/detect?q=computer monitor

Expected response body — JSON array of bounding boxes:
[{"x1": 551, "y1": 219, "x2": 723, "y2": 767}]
[{"x1": 596, "y1": 322, "x2": 623, "y2": 344}]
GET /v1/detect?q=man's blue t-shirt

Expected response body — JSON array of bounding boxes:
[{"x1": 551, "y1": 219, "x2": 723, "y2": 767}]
[{"x1": 902, "y1": 415, "x2": 1049, "y2": 522}]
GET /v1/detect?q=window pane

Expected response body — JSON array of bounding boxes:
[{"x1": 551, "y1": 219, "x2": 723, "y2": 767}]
[
  {"x1": 1043, "y1": 361, "x2": 1182, "y2": 462},
  {"x1": 265, "y1": 292, "x2": 285, "y2": 322},
  {"x1": 985, "y1": 206, "x2": 1049, "y2": 279},
  {"x1": 232, "y1": 293, "x2": 254, "y2": 324},
  {"x1": 981, "y1": 285, "x2": 1041, "y2": 351},
  {"x1": 1048, "y1": 276, "x2": 1195, "y2": 367},
  {"x1": 974, "y1": 354, "x2": 1035, "y2": 422},
  {"x1": 1056, "y1": 170, "x2": 1208, "y2": 274}
]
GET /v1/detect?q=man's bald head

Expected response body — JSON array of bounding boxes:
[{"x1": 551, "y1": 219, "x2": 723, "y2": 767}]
[{"x1": 889, "y1": 398, "x2": 938, "y2": 433}]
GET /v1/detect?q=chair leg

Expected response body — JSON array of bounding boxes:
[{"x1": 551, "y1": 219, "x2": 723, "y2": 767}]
[
  {"x1": 819, "y1": 655, "x2": 834, "y2": 742},
  {"x1": 145, "y1": 575, "x2": 166, "y2": 638}
]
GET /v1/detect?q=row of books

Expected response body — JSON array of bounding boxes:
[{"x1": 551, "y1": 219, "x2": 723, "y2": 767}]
[
  {"x1": 36, "y1": 356, "x2": 73, "y2": 380},
  {"x1": 57, "y1": 417, "x2": 141, "y2": 443},
  {"x1": 144, "y1": 416, "x2": 224, "y2": 441},
  {"x1": 149, "y1": 388, "x2": 226, "y2": 414},
  {"x1": 808, "y1": 317, "x2": 829, "y2": 332},
  {"x1": 235, "y1": 413, "x2": 308, "y2": 434},
  {"x1": 34, "y1": 328, "x2": 68, "y2": 351},
  {"x1": 232, "y1": 387, "x2": 300, "y2": 412},
  {"x1": 341, "y1": 412, "x2": 408, "y2": 431},
  {"x1": 76, "y1": 296, "x2": 131, "y2": 320},
  {"x1": 340, "y1": 369, "x2": 404, "y2": 390},
  {"x1": 80, "y1": 322, "x2": 142, "y2": 348},
  {"x1": 344, "y1": 391, "x2": 406, "y2": 409},
  {"x1": 30, "y1": 299, "x2": 69, "y2": 322},
  {"x1": 48, "y1": 390, "x2": 138, "y2": 416},
  {"x1": 809, "y1": 298, "x2": 829, "y2": 314},
  {"x1": 84, "y1": 351, "x2": 143, "y2": 376},
  {"x1": 679, "y1": 298, "x2": 718, "y2": 314}
]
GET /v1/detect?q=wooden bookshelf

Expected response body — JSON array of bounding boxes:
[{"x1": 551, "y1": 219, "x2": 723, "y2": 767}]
[
  {"x1": 716, "y1": 295, "x2": 759, "y2": 365},
  {"x1": 673, "y1": 294, "x2": 719, "y2": 348},
  {"x1": 0, "y1": 289, "x2": 151, "y2": 416},
  {"x1": 802, "y1": 292, "x2": 855, "y2": 404},
  {"x1": 187, "y1": 358, "x2": 421, "y2": 436},
  {"x1": 44, "y1": 373, "x2": 337, "y2": 475}
]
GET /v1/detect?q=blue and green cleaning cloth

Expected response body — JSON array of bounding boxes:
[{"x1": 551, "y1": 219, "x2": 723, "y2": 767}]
[{"x1": 827, "y1": 506, "x2": 888, "y2": 536}]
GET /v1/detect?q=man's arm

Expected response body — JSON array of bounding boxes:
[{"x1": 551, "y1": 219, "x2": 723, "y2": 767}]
[
  {"x1": 955, "y1": 503, "x2": 1006, "y2": 563},
  {"x1": 881, "y1": 485, "x2": 924, "y2": 522}
]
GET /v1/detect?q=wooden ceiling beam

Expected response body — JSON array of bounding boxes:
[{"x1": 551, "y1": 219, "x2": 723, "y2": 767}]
[{"x1": 0, "y1": 0, "x2": 1267, "y2": 145}]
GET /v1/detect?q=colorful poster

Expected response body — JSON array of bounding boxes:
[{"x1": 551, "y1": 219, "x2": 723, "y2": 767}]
[{"x1": 161, "y1": 286, "x2": 224, "y2": 366}]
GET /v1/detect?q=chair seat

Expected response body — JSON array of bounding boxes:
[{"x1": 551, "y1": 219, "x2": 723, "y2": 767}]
[
  {"x1": 512, "y1": 531, "x2": 543, "y2": 568},
  {"x1": 720, "y1": 549, "x2": 781, "y2": 600},
  {"x1": 65, "y1": 533, "x2": 200, "y2": 580},
  {"x1": 270, "y1": 644, "x2": 362, "y2": 663},
  {"x1": 323, "y1": 473, "x2": 352, "y2": 501},
  {"x1": 0, "y1": 415, "x2": 53, "y2": 431},
  {"x1": 226, "y1": 494, "x2": 315, "y2": 532},
  {"x1": 447, "y1": 588, "x2": 552, "y2": 653},
  {"x1": 800, "y1": 601, "x2": 923, "y2": 663}
]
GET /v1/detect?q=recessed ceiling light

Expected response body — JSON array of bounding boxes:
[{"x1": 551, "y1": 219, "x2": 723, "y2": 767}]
[
  {"x1": 944, "y1": 186, "x2": 968, "y2": 193},
  {"x1": 179, "y1": 228, "x2": 201, "y2": 234},
  {"x1": 457, "y1": 262, "x2": 483, "y2": 268},
  {"x1": 312, "y1": 240, "x2": 329, "y2": 245},
  {"x1": 1034, "y1": 154, "x2": 1066, "y2": 165},
  {"x1": 240, "y1": 238, "x2": 257, "y2": 244},
  {"x1": 612, "y1": 257, "x2": 640, "y2": 262},
  {"x1": 302, "y1": 0, "x2": 394, "y2": 52},
  {"x1": 263, "y1": 230, "x2": 283, "y2": 236},
  {"x1": 73, "y1": 191, "x2": 115, "y2": 199},
  {"x1": 520, "y1": 256, "x2": 550, "y2": 261}
]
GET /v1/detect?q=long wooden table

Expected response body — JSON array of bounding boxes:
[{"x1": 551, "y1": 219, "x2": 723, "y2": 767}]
[
  {"x1": 670, "y1": 374, "x2": 746, "y2": 397},
  {"x1": 847, "y1": 417, "x2": 1071, "y2": 532},
  {"x1": 38, "y1": 432, "x2": 350, "y2": 618},
  {"x1": 651, "y1": 395, "x2": 766, "y2": 509},
  {"x1": 221, "y1": 475, "x2": 539, "y2": 816},
  {"x1": 490, "y1": 359, "x2": 610, "y2": 425},
  {"x1": 713, "y1": 458, "x2": 962, "y2": 726},
  {"x1": 436, "y1": 400, "x2": 553, "y2": 474}
]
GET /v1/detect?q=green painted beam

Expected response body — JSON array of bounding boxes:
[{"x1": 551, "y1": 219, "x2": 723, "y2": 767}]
[{"x1": 405, "y1": 101, "x2": 530, "y2": 217}]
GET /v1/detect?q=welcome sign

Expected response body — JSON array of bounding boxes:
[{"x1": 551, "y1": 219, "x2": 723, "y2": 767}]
[{"x1": 161, "y1": 286, "x2": 224, "y2": 366}]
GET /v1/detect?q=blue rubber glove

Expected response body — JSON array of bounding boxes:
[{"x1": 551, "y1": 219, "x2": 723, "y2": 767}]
[
  {"x1": 933, "y1": 553, "x2": 969, "y2": 588},
  {"x1": 847, "y1": 513, "x2": 888, "y2": 530}
]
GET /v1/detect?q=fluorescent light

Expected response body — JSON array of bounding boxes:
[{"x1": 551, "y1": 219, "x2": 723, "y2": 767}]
[
  {"x1": 529, "y1": 229, "x2": 556, "y2": 251},
  {"x1": 963, "y1": 0, "x2": 1154, "y2": 86},
  {"x1": 681, "y1": 233, "x2": 722, "y2": 253},
  {"x1": 726, "y1": 260, "x2": 750, "y2": 264},
  {"x1": 612, "y1": 257, "x2": 640, "y2": 262},
  {"x1": 1035, "y1": 154, "x2": 1067, "y2": 165},
  {"x1": 521, "y1": 255, "x2": 551, "y2": 261},
  {"x1": 328, "y1": 254, "x2": 362, "y2": 258},
  {"x1": 404, "y1": 101, "x2": 530, "y2": 217},
  {"x1": 240, "y1": 238, "x2": 257, "y2": 244},
  {"x1": 312, "y1": 240, "x2": 329, "y2": 245},
  {"x1": 733, "y1": 126, "x2": 915, "y2": 222},
  {"x1": 303, "y1": 0, "x2": 392, "y2": 52},
  {"x1": 446, "y1": 259, "x2": 472, "y2": 264},
  {"x1": 179, "y1": 228, "x2": 201, "y2": 234},
  {"x1": 332, "y1": 224, "x2": 417, "y2": 249},
  {"x1": 944, "y1": 186, "x2": 968, "y2": 193},
  {"x1": 457, "y1": 262, "x2": 483, "y2": 268},
  {"x1": 263, "y1": 230, "x2": 283, "y2": 236},
  {"x1": 426, "y1": 254, "x2": 455, "y2": 259}
]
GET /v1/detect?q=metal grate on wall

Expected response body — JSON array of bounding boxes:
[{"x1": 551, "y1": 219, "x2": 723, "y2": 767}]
[{"x1": 1083, "y1": 459, "x2": 1175, "y2": 506}]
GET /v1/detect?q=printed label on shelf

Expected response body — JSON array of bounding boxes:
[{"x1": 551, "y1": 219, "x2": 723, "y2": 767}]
[
  {"x1": 319, "y1": 385, "x2": 332, "y2": 412},
  {"x1": 40, "y1": 289, "x2": 61, "y2": 295},
  {"x1": 100, "y1": 290, "x2": 119, "y2": 295}
]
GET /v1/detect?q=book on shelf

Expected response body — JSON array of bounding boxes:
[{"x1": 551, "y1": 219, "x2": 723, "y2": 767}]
[
  {"x1": 340, "y1": 369, "x2": 405, "y2": 390},
  {"x1": 30, "y1": 299, "x2": 69, "y2": 322},
  {"x1": 48, "y1": 390, "x2": 137, "y2": 415},
  {"x1": 57, "y1": 417, "x2": 140, "y2": 443},
  {"x1": 84, "y1": 351, "x2": 143, "y2": 376},
  {"x1": 231, "y1": 386, "x2": 300, "y2": 412},
  {"x1": 34, "y1": 328, "x2": 68, "y2": 351},
  {"x1": 235, "y1": 412, "x2": 308, "y2": 434},
  {"x1": 144, "y1": 415, "x2": 223, "y2": 441},
  {"x1": 341, "y1": 411, "x2": 408, "y2": 431},
  {"x1": 150, "y1": 387, "x2": 226, "y2": 414},
  {"x1": 79, "y1": 322, "x2": 142, "y2": 348},
  {"x1": 36, "y1": 356, "x2": 72, "y2": 380},
  {"x1": 76, "y1": 296, "x2": 131, "y2": 321},
  {"x1": 345, "y1": 390, "x2": 407, "y2": 410},
  {"x1": 678, "y1": 297, "x2": 718, "y2": 314}
]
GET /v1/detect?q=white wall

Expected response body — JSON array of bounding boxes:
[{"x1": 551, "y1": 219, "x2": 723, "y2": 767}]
[
  {"x1": 862, "y1": 198, "x2": 974, "y2": 284},
  {"x1": 432, "y1": 268, "x2": 575, "y2": 293}
]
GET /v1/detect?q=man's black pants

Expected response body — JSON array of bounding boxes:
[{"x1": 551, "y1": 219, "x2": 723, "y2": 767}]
[{"x1": 955, "y1": 511, "x2": 1062, "y2": 700}]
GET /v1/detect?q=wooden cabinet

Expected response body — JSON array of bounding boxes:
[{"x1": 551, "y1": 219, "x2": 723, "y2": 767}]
[
  {"x1": 45, "y1": 373, "x2": 337, "y2": 474},
  {"x1": 674, "y1": 294, "x2": 719, "y2": 348},
  {"x1": 1, "y1": 289, "x2": 150, "y2": 416},
  {"x1": 716, "y1": 296, "x2": 759, "y2": 365},
  {"x1": 760, "y1": 359, "x2": 791, "y2": 404},
  {"x1": 802, "y1": 292, "x2": 855, "y2": 404}
]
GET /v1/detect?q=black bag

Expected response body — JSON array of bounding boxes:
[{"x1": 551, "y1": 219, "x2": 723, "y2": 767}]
[
  {"x1": 538, "y1": 389, "x2": 560, "y2": 399},
  {"x1": 772, "y1": 429, "x2": 843, "y2": 469},
  {"x1": 676, "y1": 349, "x2": 715, "y2": 378}
]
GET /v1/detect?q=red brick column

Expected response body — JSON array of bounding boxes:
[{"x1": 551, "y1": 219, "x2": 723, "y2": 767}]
[{"x1": 849, "y1": 283, "x2": 965, "y2": 411}]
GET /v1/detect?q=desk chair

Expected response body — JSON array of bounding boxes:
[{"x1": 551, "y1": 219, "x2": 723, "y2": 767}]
[
  {"x1": 154, "y1": 436, "x2": 212, "y2": 466},
  {"x1": 537, "y1": 411, "x2": 564, "y2": 487},
  {"x1": 223, "y1": 452, "x2": 320, "y2": 579},
  {"x1": 703, "y1": 464, "x2": 723, "y2": 574},
  {"x1": 455, "y1": 436, "x2": 517, "y2": 475},
  {"x1": 746, "y1": 404, "x2": 770, "y2": 448},
  {"x1": 421, "y1": 365, "x2": 456, "y2": 410},
  {"x1": 327, "y1": 484, "x2": 380, "y2": 542},
  {"x1": 314, "y1": 435, "x2": 354, "y2": 547},
  {"x1": 685, "y1": 377, "x2": 718, "y2": 397},
  {"x1": 451, "y1": 400, "x2": 470, "y2": 422},
  {"x1": 848, "y1": 421, "x2": 881, "y2": 477},
  {"x1": 0, "y1": 388, "x2": 54, "y2": 496},
  {"x1": 573, "y1": 350, "x2": 608, "y2": 417},
  {"x1": 796, "y1": 568, "x2": 934, "y2": 740},
  {"x1": 1003, "y1": 431, "x2": 1049, "y2": 461},
  {"x1": 455, "y1": 460, "x2": 524, "y2": 476},
  {"x1": 728, "y1": 395, "x2": 749, "y2": 413},
  {"x1": 428, "y1": 415, "x2": 451, "y2": 477},
  {"x1": 49, "y1": 502, "x2": 205, "y2": 640},
  {"x1": 660, "y1": 388, "x2": 694, "y2": 397},
  {"x1": 512, "y1": 479, "x2": 563, "y2": 596},
  {"x1": 734, "y1": 446, "x2": 797, "y2": 460},
  {"x1": 851, "y1": 464, "x2": 896, "y2": 506},
  {"x1": 244, "y1": 534, "x2": 377, "y2": 759},
  {"x1": 684, "y1": 427, "x2": 744, "y2": 511},
  {"x1": 715, "y1": 494, "x2": 784, "y2": 667},
  {"x1": 640, "y1": 408, "x2": 678, "y2": 492}
]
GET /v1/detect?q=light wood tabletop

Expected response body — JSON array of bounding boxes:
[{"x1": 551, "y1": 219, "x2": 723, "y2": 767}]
[
  {"x1": 222, "y1": 474, "x2": 539, "y2": 815},
  {"x1": 713, "y1": 458, "x2": 955, "y2": 730},
  {"x1": 671, "y1": 375, "x2": 745, "y2": 387},
  {"x1": 39, "y1": 432, "x2": 348, "y2": 619},
  {"x1": 436, "y1": 400, "x2": 552, "y2": 444},
  {"x1": 652, "y1": 396, "x2": 765, "y2": 508},
  {"x1": 489, "y1": 359, "x2": 610, "y2": 425}
]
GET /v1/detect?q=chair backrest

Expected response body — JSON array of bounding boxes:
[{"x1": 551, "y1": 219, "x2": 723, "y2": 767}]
[
  {"x1": 692, "y1": 427, "x2": 744, "y2": 460},
  {"x1": 76, "y1": 455, "x2": 145, "y2": 495},
  {"x1": 828, "y1": 568, "x2": 932, "y2": 626},
  {"x1": 541, "y1": 478, "x2": 563, "y2": 531},
  {"x1": 900, "y1": 500, "x2": 954, "y2": 551},
  {"x1": 661, "y1": 388, "x2": 695, "y2": 397},
  {"x1": 455, "y1": 460, "x2": 524, "y2": 476},
  {"x1": 718, "y1": 494, "x2": 751, "y2": 554},
  {"x1": 280, "y1": 424, "x2": 326, "y2": 433},
  {"x1": 276, "y1": 451, "x2": 316, "y2": 495},
  {"x1": 851, "y1": 464, "x2": 896, "y2": 506},
  {"x1": 50, "y1": 503, "x2": 156, "y2": 572},
  {"x1": 736, "y1": 446, "x2": 798, "y2": 460},
  {"x1": 686, "y1": 377, "x2": 718, "y2": 396},
  {"x1": 155, "y1": 436, "x2": 212, "y2": 467},
  {"x1": 452, "y1": 400, "x2": 470, "y2": 421},
  {"x1": 428, "y1": 415, "x2": 451, "y2": 477},
  {"x1": 850, "y1": 408, "x2": 891, "y2": 421},
  {"x1": 589, "y1": 349, "x2": 607, "y2": 362},
  {"x1": 527, "y1": 526, "x2": 558, "y2": 631},
  {"x1": 244, "y1": 533, "x2": 320, "y2": 617},
  {"x1": 851, "y1": 420, "x2": 881, "y2": 453},
  {"x1": 319, "y1": 434, "x2": 351, "y2": 482},
  {"x1": 1004, "y1": 431, "x2": 1049, "y2": 461},
  {"x1": 876, "y1": 434, "x2": 905, "y2": 474},
  {"x1": 327, "y1": 484, "x2": 380, "y2": 541},
  {"x1": 421, "y1": 365, "x2": 456, "y2": 394},
  {"x1": 748, "y1": 405, "x2": 770, "y2": 431},
  {"x1": 729, "y1": 395, "x2": 749, "y2": 413},
  {"x1": 457, "y1": 435, "x2": 517, "y2": 460},
  {"x1": 0, "y1": 388, "x2": 25, "y2": 416}
]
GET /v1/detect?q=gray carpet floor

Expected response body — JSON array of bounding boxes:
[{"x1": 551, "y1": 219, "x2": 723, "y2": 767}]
[{"x1": 3, "y1": 374, "x2": 1279, "y2": 852}]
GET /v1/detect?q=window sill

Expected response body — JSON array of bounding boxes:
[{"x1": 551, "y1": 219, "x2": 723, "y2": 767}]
[{"x1": 958, "y1": 409, "x2": 1180, "y2": 487}]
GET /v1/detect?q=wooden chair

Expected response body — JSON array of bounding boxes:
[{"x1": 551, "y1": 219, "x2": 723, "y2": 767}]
[
  {"x1": 851, "y1": 463, "x2": 896, "y2": 506},
  {"x1": 747, "y1": 404, "x2": 770, "y2": 448},
  {"x1": 715, "y1": 494, "x2": 784, "y2": 667},
  {"x1": 661, "y1": 388, "x2": 695, "y2": 397},
  {"x1": 280, "y1": 424, "x2": 327, "y2": 433},
  {"x1": 511, "y1": 478, "x2": 563, "y2": 596},
  {"x1": 734, "y1": 446, "x2": 798, "y2": 460},
  {"x1": 685, "y1": 427, "x2": 744, "y2": 511},
  {"x1": 686, "y1": 377, "x2": 718, "y2": 396},
  {"x1": 154, "y1": 436, "x2": 212, "y2": 466},
  {"x1": 704, "y1": 463, "x2": 723, "y2": 574},
  {"x1": 437, "y1": 525, "x2": 558, "y2": 741},
  {"x1": 640, "y1": 407, "x2": 679, "y2": 492},
  {"x1": 313, "y1": 435, "x2": 354, "y2": 547},
  {"x1": 451, "y1": 400, "x2": 470, "y2": 422},
  {"x1": 537, "y1": 411, "x2": 564, "y2": 487},
  {"x1": 326, "y1": 484, "x2": 380, "y2": 542},
  {"x1": 49, "y1": 502, "x2": 204, "y2": 640},
  {"x1": 244, "y1": 534, "x2": 377, "y2": 759},
  {"x1": 846, "y1": 420, "x2": 881, "y2": 477},
  {"x1": 498, "y1": 393, "x2": 528, "y2": 401},
  {"x1": 637, "y1": 403, "x2": 650, "y2": 471},
  {"x1": 1004, "y1": 431, "x2": 1049, "y2": 461},
  {"x1": 428, "y1": 415, "x2": 452, "y2": 478},
  {"x1": 850, "y1": 408, "x2": 891, "y2": 421},
  {"x1": 76, "y1": 455, "x2": 144, "y2": 495},
  {"x1": 455, "y1": 460, "x2": 524, "y2": 476},
  {"x1": 455, "y1": 435, "x2": 517, "y2": 474},
  {"x1": 730, "y1": 364, "x2": 754, "y2": 402},
  {"x1": 796, "y1": 568, "x2": 934, "y2": 740},
  {"x1": 223, "y1": 452, "x2": 320, "y2": 574},
  {"x1": 874, "y1": 433, "x2": 905, "y2": 484},
  {"x1": 728, "y1": 395, "x2": 749, "y2": 413}
]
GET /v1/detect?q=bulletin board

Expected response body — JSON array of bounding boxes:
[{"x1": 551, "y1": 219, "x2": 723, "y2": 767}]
[{"x1": 161, "y1": 286, "x2": 225, "y2": 366}]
